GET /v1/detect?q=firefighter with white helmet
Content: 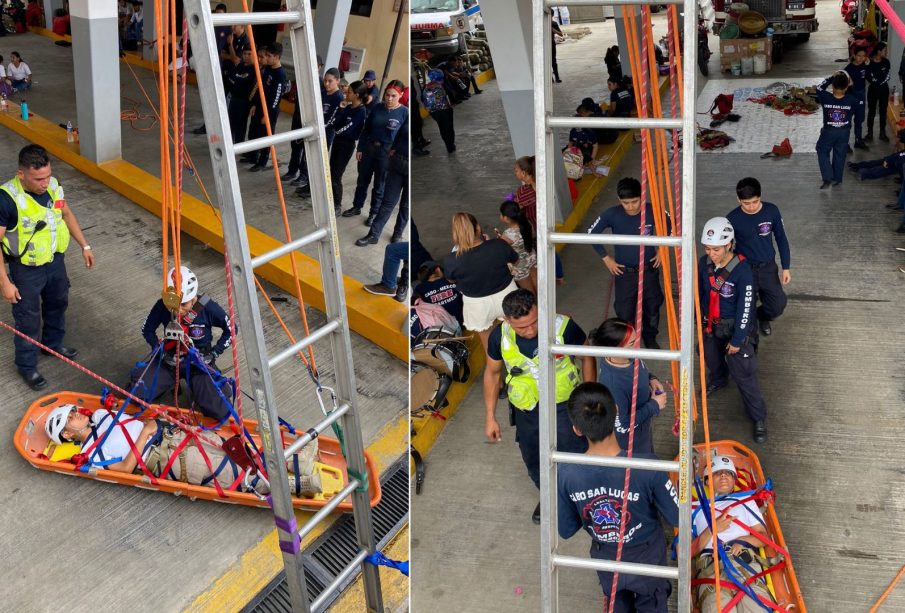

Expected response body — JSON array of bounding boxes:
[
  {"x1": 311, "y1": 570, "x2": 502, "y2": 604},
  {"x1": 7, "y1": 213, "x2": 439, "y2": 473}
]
[
  {"x1": 129, "y1": 265, "x2": 238, "y2": 422},
  {"x1": 699, "y1": 217, "x2": 768, "y2": 443}
]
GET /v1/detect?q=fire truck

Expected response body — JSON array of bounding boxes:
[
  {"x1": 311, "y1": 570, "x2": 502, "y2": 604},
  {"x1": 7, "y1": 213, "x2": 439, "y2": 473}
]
[{"x1": 711, "y1": 0, "x2": 818, "y2": 40}]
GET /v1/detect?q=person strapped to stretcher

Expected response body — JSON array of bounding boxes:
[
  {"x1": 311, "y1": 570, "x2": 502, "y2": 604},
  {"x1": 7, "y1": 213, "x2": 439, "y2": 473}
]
[
  {"x1": 691, "y1": 455, "x2": 787, "y2": 613},
  {"x1": 43, "y1": 403, "x2": 322, "y2": 496}
]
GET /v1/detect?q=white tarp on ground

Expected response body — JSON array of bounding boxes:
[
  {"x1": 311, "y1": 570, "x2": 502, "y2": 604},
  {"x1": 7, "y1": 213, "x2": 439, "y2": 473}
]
[{"x1": 696, "y1": 77, "x2": 824, "y2": 153}]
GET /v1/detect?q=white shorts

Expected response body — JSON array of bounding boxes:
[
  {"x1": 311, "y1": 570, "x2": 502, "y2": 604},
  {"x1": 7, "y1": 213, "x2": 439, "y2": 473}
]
[{"x1": 462, "y1": 280, "x2": 518, "y2": 332}]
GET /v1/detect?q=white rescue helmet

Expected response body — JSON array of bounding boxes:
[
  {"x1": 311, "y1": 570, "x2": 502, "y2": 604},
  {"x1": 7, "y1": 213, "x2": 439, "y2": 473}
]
[
  {"x1": 168, "y1": 266, "x2": 199, "y2": 303},
  {"x1": 701, "y1": 217, "x2": 735, "y2": 246},
  {"x1": 45, "y1": 404, "x2": 78, "y2": 444},
  {"x1": 708, "y1": 454, "x2": 737, "y2": 478}
]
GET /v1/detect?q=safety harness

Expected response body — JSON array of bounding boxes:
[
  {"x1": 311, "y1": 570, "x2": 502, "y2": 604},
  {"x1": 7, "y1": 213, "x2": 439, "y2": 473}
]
[{"x1": 705, "y1": 254, "x2": 743, "y2": 334}]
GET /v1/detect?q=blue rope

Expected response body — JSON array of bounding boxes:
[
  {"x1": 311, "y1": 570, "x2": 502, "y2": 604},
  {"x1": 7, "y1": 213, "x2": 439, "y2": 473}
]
[{"x1": 365, "y1": 551, "x2": 409, "y2": 577}]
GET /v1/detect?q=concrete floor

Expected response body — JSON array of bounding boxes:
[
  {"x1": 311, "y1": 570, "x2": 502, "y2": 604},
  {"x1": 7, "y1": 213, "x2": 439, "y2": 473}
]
[
  {"x1": 0, "y1": 45, "x2": 406, "y2": 613},
  {"x1": 412, "y1": 3, "x2": 905, "y2": 612}
]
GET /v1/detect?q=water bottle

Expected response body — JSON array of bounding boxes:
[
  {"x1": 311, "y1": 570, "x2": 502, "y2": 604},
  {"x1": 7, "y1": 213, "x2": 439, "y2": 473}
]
[
  {"x1": 66, "y1": 121, "x2": 74, "y2": 143},
  {"x1": 766, "y1": 27, "x2": 774, "y2": 40},
  {"x1": 21, "y1": 99, "x2": 28, "y2": 121},
  {"x1": 891, "y1": 86, "x2": 897, "y2": 106},
  {"x1": 0, "y1": 94, "x2": 7, "y2": 113}
]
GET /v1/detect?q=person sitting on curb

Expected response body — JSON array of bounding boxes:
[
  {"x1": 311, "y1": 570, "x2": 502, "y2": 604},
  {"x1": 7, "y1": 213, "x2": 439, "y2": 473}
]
[{"x1": 6, "y1": 52, "x2": 32, "y2": 92}]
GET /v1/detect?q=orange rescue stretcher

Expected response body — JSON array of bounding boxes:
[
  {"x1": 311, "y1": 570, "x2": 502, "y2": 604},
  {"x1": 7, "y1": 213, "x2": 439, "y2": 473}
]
[
  {"x1": 673, "y1": 440, "x2": 806, "y2": 613},
  {"x1": 14, "y1": 392, "x2": 382, "y2": 512}
]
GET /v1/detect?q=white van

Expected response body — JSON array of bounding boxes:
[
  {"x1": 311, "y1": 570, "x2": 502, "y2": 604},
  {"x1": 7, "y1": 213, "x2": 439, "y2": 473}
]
[{"x1": 410, "y1": 0, "x2": 481, "y2": 57}]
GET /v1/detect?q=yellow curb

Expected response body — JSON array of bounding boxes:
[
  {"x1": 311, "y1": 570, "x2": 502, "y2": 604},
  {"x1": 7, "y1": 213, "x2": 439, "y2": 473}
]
[{"x1": 0, "y1": 103, "x2": 408, "y2": 361}]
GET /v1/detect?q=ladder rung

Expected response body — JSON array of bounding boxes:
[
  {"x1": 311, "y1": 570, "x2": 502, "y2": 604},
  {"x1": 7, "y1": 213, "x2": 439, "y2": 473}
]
[
  {"x1": 252, "y1": 228, "x2": 329, "y2": 270},
  {"x1": 210, "y1": 11, "x2": 301, "y2": 27},
  {"x1": 297, "y1": 479, "x2": 360, "y2": 541},
  {"x1": 550, "y1": 232, "x2": 682, "y2": 248},
  {"x1": 551, "y1": 343, "x2": 680, "y2": 362},
  {"x1": 553, "y1": 450, "x2": 679, "y2": 473},
  {"x1": 311, "y1": 549, "x2": 371, "y2": 612},
  {"x1": 553, "y1": 553, "x2": 679, "y2": 580},
  {"x1": 282, "y1": 402, "x2": 351, "y2": 459},
  {"x1": 268, "y1": 319, "x2": 341, "y2": 369},
  {"x1": 546, "y1": 0, "x2": 682, "y2": 6},
  {"x1": 232, "y1": 126, "x2": 317, "y2": 156},
  {"x1": 547, "y1": 116, "x2": 682, "y2": 131}
]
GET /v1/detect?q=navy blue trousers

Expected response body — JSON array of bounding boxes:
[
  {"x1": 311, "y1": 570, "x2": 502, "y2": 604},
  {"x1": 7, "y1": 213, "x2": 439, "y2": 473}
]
[
  {"x1": 351, "y1": 142, "x2": 389, "y2": 213},
  {"x1": 816, "y1": 127, "x2": 850, "y2": 183},
  {"x1": 513, "y1": 400, "x2": 588, "y2": 489},
  {"x1": 703, "y1": 333, "x2": 767, "y2": 422},
  {"x1": 750, "y1": 259, "x2": 787, "y2": 322},
  {"x1": 10, "y1": 255, "x2": 70, "y2": 375},
  {"x1": 368, "y1": 157, "x2": 408, "y2": 239},
  {"x1": 591, "y1": 536, "x2": 671, "y2": 612},
  {"x1": 613, "y1": 268, "x2": 664, "y2": 346},
  {"x1": 130, "y1": 360, "x2": 234, "y2": 422}
]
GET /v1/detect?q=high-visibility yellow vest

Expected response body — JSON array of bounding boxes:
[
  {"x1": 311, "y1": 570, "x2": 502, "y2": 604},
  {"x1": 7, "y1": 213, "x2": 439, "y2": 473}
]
[
  {"x1": 500, "y1": 314, "x2": 581, "y2": 411},
  {"x1": 0, "y1": 176, "x2": 69, "y2": 266}
]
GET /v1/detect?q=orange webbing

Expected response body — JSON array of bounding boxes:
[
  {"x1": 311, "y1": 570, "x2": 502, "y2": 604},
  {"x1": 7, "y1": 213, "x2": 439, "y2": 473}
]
[
  {"x1": 870, "y1": 562, "x2": 905, "y2": 612},
  {"x1": 239, "y1": 1, "x2": 318, "y2": 374}
]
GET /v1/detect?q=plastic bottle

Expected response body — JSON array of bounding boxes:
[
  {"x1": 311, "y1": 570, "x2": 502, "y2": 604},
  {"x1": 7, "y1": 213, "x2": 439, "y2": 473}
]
[
  {"x1": 21, "y1": 99, "x2": 28, "y2": 121},
  {"x1": 766, "y1": 27, "x2": 774, "y2": 41},
  {"x1": 891, "y1": 86, "x2": 897, "y2": 105},
  {"x1": 66, "y1": 121, "x2": 74, "y2": 143},
  {"x1": 0, "y1": 94, "x2": 7, "y2": 113}
]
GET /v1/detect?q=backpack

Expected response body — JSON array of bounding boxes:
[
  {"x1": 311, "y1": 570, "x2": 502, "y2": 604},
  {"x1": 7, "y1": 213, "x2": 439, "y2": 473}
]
[
  {"x1": 709, "y1": 93, "x2": 734, "y2": 116},
  {"x1": 421, "y1": 84, "x2": 449, "y2": 113},
  {"x1": 412, "y1": 326, "x2": 470, "y2": 383},
  {"x1": 563, "y1": 147, "x2": 584, "y2": 180}
]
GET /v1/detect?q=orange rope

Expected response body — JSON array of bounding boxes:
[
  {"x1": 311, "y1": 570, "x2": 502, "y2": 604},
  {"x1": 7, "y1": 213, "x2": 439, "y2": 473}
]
[{"x1": 870, "y1": 562, "x2": 905, "y2": 612}]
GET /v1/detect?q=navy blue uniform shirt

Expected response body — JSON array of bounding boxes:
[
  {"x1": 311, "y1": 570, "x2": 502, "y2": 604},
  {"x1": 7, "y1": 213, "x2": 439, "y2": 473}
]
[
  {"x1": 253, "y1": 65, "x2": 286, "y2": 112},
  {"x1": 610, "y1": 87, "x2": 634, "y2": 116},
  {"x1": 698, "y1": 254, "x2": 756, "y2": 347},
  {"x1": 587, "y1": 202, "x2": 667, "y2": 266},
  {"x1": 557, "y1": 452, "x2": 680, "y2": 545},
  {"x1": 330, "y1": 104, "x2": 368, "y2": 142},
  {"x1": 569, "y1": 127, "x2": 598, "y2": 146},
  {"x1": 845, "y1": 62, "x2": 869, "y2": 93},
  {"x1": 357, "y1": 103, "x2": 408, "y2": 151},
  {"x1": 868, "y1": 58, "x2": 891, "y2": 85},
  {"x1": 142, "y1": 297, "x2": 235, "y2": 357},
  {"x1": 322, "y1": 89, "x2": 345, "y2": 140},
  {"x1": 597, "y1": 359, "x2": 660, "y2": 452},
  {"x1": 816, "y1": 82, "x2": 860, "y2": 129},
  {"x1": 416, "y1": 278, "x2": 464, "y2": 324},
  {"x1": 726, "y1": 201, "x2": 791, "y2": 269},
  {"x1": 226, "y1": 62, "x2": 256, "y2": 100}
]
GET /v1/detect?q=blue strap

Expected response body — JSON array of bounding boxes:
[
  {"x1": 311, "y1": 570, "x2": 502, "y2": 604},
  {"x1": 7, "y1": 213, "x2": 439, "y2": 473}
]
[{"x1": 365, "y1": 551, "x2": 409, "y2": 577}]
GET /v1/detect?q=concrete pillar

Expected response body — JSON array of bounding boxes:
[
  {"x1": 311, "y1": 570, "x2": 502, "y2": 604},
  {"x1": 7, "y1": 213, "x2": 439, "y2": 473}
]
[
  {"x1": 43, "y1": 0, "x2": 62, "y2": 29},
  {"x1": 481, "y1": 0, "x2": 570, "y2": 221},
  {"x1": 70, "y1": 0, "x2": 122, "y2": 162},
  {"x1": 614, "y1": 4, "x2": 641, "y2": 77},
  {"x1": 890, "y1": 0, "x2": 905, "y2": 92},
  {"x1": 311, "y1": 0, "x2": 352, "y2": 74},
  {"x1": 141, "y1": 1, "x2": 156, "y2": 63}
]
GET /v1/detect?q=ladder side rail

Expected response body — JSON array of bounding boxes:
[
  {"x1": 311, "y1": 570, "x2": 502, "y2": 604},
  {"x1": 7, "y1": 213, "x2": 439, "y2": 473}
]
[
  {"x1": 677, "y1": 0, "x2": 699, "y2": 610},
  {"x1": 285, "y1": 1, "x2": 385, "y2": 611},
  {"x1": 533, "y1": 1, "x2": 560, "y2": 611},
  {"x1": 184, "y1": 2, "x2": 311, "y2": 611}
]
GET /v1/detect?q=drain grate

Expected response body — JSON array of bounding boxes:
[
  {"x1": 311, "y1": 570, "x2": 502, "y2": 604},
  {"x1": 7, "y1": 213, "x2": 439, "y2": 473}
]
[{"x1": 242, "y1": 456, "x2": 409, "y2": 612}]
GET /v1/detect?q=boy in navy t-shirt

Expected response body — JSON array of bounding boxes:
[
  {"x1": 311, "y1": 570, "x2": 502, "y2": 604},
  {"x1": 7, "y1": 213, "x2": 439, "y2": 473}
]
[
  {"x1": 725, "y1": 177, "x2": 791, "y2": 337},
  {"x1": 558, "y1": 382, "x2": 679, "y2": 610},
  {"x1": 816, "y1": 71, "x2": 862, "y2": 188}
]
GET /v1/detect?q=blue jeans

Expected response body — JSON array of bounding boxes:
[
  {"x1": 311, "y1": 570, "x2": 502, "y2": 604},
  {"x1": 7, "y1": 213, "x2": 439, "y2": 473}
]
[
  {"x1": 816, "y1": 127, "x2": 850, "y2": 183},
  {"x1": 11, "y1": 79, "x2": 30, "y2": 92},
  {"x1": 10, "y1": 255, "x2": 70, "y2": 374},
  {"x1": 380, "y1": 241, "x2": 408, "y2": 289}
]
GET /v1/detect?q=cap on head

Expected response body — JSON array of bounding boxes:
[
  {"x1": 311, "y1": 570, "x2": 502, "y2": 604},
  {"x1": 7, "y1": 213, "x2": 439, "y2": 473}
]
[
  {"x1": 364, "y1": 69, "x2": 377, "y2": 81},
  {"x1": 168, "y1": 265, "x2": 199, "y2": 303},
  {"x1": 708, "y1": 454, "x2": 737, "y2": 479},
  {"x1": 45, "y1": 404, "x2": 78, "y2": 444},
  {"x1": 701, "y1": 216, "x2": 735, "y2": 246}
]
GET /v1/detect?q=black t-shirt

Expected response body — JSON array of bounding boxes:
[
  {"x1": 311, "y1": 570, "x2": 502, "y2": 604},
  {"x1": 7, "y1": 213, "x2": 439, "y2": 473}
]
[
  {"x1": 487, "y1": 317, "x2": 587, "y2": 362},
  {"x1": 0, "y1": 189, "x2": 52, "y2": 229},
  {"x1": 442, "y1": 239, "x2": 517, "y2": 298},
  {"x1": 415, "y1": 277, "x2": 464, "y2": 324}
]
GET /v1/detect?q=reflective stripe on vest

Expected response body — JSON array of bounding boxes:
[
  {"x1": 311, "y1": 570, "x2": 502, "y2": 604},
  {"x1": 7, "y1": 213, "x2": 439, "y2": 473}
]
[
  {"x1": 500, "y1": 314, "x2": 581, "y2": 411},
  {"x1": 0, "y1": 176, "x2": 70, "y2": 266}
]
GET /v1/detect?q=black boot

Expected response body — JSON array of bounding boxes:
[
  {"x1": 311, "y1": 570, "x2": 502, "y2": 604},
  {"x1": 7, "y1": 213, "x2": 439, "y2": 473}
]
[
  {"x1": 753, "y1": 420, "x2": 767, "y2": 444},
  {"x1": 355, "y1": 234, "x2": 378, "y2": 246},
  {"x1": 364, "y1": 214, "x2": 376, "y2": 227}
]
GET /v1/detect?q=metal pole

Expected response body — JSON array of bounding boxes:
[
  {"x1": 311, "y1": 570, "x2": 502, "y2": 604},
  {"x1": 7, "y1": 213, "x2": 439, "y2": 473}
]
[{"x1": 380, "y1": 0, "x2": 406, "y2": 93}]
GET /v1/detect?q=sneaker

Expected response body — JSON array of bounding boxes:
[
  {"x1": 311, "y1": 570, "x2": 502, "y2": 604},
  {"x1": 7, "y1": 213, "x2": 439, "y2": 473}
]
[{"x1": 363, "y1": 282, "x2": 395, "y2": 296}]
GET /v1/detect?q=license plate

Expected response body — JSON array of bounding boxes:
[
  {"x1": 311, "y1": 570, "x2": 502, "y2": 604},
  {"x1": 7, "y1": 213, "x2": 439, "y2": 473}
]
[{"x1": 788, "y1": 2, "x2": 804, "y2": 9}]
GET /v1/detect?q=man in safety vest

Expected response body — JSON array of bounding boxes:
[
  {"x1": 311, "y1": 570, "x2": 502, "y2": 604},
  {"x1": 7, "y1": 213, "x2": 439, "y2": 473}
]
[
  {"x1": 698, "y1": 217, "x2": 768, "y2": 443},
  {"x1": 0, "y1": 145, "x2": 95, "y2": 390},
  {"x1": 131, "y1": 266, "x2": 236, "y2": 422},
  {"x1": 484, "y1": 288, "x2": 596, "y2": 523}
]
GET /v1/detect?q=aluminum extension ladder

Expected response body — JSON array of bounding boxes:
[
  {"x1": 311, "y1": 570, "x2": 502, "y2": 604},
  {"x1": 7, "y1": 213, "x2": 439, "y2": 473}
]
[
  {"x1": 532, "y1": 0, "x2": 697, "y2": 611},
  {"x1": 183, "y1": 1, "x2": 383, "y2": 611}
]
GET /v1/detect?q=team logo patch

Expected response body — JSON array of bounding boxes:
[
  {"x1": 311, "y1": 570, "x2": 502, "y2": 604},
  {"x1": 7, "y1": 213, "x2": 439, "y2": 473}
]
[
  {"x1": 586, "y1": 497, "x2": 630, "y2": 537},
  {"x1": 640, "y1": 224, "x2": 652, "y2": 236},
  {"x1": 706, "y1": 229, "x2": 715, "y2": 238},
  {"x1": 829, "y1": 109, "x2": 846, "y2": 123},
  {"x1": 387, "y1": 118, "x2": 401, "y2": 130},
  {"x1": 757, "y1": 222, "x2": 772, "y2": 236},
  {"x1": 189, "y1": 326, "x2": 205, "y2": 339},
  {"x1": 720, "y1": 281, "x2": 735, "y2": 298}
]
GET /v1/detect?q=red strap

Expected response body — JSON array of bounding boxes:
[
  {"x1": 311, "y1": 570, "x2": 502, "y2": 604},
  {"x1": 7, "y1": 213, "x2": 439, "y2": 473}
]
[
  {"x1": 707, "y1": 273, "x2": 719, "y2": 334},
  {"x1": 691, "y1": 558, "x2": 790, "y2": 613}
]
